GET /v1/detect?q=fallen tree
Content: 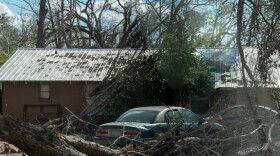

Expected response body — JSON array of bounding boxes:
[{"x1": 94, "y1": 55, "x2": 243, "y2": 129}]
[
  {"x1": 0, "y1": 113, "x2": 279, "y2": 156},
  {"x1": 0, "y1": 115, "x2": 123, "y2": 156}
]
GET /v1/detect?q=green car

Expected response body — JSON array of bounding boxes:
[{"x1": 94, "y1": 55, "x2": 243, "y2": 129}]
[{"x1": 94, "y1": 106, "x2": 223, "y2": 146}]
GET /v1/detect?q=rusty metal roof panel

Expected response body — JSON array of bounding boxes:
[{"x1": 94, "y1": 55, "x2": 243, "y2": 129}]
[{"x1": 0, "y1": 48, "x2": 146, "y2": 82}]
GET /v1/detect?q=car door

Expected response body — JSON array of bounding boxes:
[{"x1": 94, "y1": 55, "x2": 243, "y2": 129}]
[
  {"x1": 156, "y1": 109, "x2": 183, "y2": 134},
  {"x1": 180, "y1": 109, "x2": 200, "y2": 133},
  {"x1": 161, "y1": 109, "x2": 200, "y2": 135}
]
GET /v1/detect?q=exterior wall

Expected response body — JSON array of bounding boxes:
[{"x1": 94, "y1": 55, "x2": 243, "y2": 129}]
[{"x1": 1, "y1": 82, "x2": 98, "y2": 120}]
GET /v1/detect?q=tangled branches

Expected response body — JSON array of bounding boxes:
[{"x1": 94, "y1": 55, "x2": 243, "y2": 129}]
[
  {"x1": 0, "y1": 112, "x2": 280, "y2": 156},
  {"x1": 117, "y1": 119, "x2": 280, "y2": 156}
]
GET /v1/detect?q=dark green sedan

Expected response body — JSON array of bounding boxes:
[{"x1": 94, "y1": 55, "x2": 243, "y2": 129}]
[{"x1": 94, "y1": 106, "x2": 223, "y2": 146}]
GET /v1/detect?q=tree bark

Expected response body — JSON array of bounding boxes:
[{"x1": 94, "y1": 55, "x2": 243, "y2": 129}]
[
  {"x1": 36, "y1": 0, "x2": 48, "y2": 48},
  {"x1": 236, "y1": 0, "x2": 258, "y2": 87}
]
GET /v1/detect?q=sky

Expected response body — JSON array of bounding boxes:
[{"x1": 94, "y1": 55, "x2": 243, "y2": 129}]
[{"x1": 0, "y1": 0, "x2": 31, "y2": 17}]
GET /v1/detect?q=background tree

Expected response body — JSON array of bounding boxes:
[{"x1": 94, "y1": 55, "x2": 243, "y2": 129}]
[
  {"x1": 36, "y1": 0, "x2": 47, "y2": 48},
  {"x1": 0, "y1": 11, "x2": 37, "y2": 66},
  {"x1": 243, "y1": 0, "x2": 280, "y2": 85},
  {"x1": 17, "y1": 13, "x2": 38, "y2": 48},
  {"x1": 206, "y1": 0, "x2": 236, "y2": 47},
  {"x1": 0, "y1": 50, "x2": 8, "y2": 66},
  {"x1": 158, "y1": 34, "x2": 213, "y2": 104},
  {"x1": 19, "y1": 0, "x2": 214, "y2": 49},
  {"x1": 0, "y1": 14, "x2": 19, "y2": 55},
  {"x1": 80, "y1": 0, "x2": 215, "y2": 121},
  {"x1": 223, "y1": 0, "x2": 280, "y2": 87}
]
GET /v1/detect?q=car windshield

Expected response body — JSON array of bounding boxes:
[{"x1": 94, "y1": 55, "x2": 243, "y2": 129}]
[{"x1": 116, "y1": 110, "x2": 159, "y2": 123}]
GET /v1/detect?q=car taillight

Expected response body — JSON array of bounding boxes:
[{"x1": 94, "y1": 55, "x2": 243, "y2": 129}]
[
  {"x1": 96, "y1": 129, "x2": 108, "y2": 137},
  {"x1": 123, "y1": 130, "x2": 140, "y2": 139}
]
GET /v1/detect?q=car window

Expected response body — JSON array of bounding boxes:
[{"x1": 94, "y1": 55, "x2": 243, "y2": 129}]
[
  {"x1": 116, "y1": 110, "x2": 159, "y2": 123},
  {"x1": 256, "y1": 107, "x2": 276, "y2": 118},
  {"x1": 182, "y1": 109, "x2": 199, "y2": 123},
  {"x1": 165, "y1": 110, "x2": 183, "y2": 123},
  {"x1": 222, "y1": 107, "x2": 244, "y2": 120}
]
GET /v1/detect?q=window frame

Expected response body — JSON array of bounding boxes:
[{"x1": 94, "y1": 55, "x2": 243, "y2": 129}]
[{"x1": 39, "y1": 84, "x2": 50, "y2": 100}]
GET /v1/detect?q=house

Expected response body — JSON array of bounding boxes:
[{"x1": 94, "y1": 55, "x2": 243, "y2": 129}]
[
  {"x1": 196, "y1": 47, "x2": 280, "y2": 111},
  {"x1": 1, "y1": 47, "x2": 278, "y2": 120},
  {"x1": 0, "y1": 48, "x2": 145, "y2": 122},
  {"x1": 196, "y1": 47, "x2": 280, "y2": 88}
]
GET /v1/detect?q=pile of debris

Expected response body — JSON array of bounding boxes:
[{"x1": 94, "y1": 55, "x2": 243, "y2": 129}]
[{"x1": 0, "y1": 114, "x2": 279, "y2": 156}]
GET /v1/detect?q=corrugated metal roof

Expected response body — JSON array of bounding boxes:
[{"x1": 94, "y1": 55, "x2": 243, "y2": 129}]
[{"x1": 0, "y1": 48, "x2": 146, "y2": 82}]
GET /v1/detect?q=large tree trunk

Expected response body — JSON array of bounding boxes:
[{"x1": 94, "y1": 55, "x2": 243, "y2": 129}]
[
  {"x1": 36, "y1": 0, "x2": 48, "y2": 48},
  {"x1": 0, "y1": 115, "x2": 123, "y2": 156},
  {"x1": 236, "y1": 0, "x2": 258, "y2": 87}
]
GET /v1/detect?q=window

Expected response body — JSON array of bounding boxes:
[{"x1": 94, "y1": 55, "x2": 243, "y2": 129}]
[
  {"x1": 40, "y1": 84, "x2": 50, "y2": 99},
  {"x1": 221, "y1": 108, "x2": 244, "y2": 120},
  {"x1": 182, "y1": 110, "x2": 199, "y2": 123},
  {"x1": 165, "y1": 110, "x2": 183, "y2": 123},
  {"x1": 256, "y1": 107, "x2": 276, "y2": 118}
]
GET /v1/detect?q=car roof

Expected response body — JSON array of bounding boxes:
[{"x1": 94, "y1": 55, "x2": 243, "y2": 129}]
[
  {"x1": 128, "y1": 106, "x2": 184, "y2": 112},
  {"x1": 220, "y1": 105, "x2": 278, "y2": 114}
]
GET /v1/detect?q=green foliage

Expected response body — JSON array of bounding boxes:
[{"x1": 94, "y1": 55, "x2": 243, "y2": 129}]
[
  {"x1": 158, "y1": 34, "x2": 213, "y2": 94},
  {"x1": 94, "y1": 39, "x2": 214, "y2": 123},
  {"x1": 0, "y1": 14, "x2": 19, "y2": 54},
  {"x1": 0, "y1": 13, "x2": 37, "y2": 54},
  {"x1": 196, "y1": 1, "x2": 236, "y2": 47},
  {"x1": 158, "y1": 35, "x2": 196, "y2": 88},
  {"x1": 0, "y1": 51, "x2": 8, "y2": 66},
  {"x1": 17, "y1": 15, "x2": 37, "y2": 48},
  {"x1": 98, "y1": 57, "x2": 166, "y2": 123}
]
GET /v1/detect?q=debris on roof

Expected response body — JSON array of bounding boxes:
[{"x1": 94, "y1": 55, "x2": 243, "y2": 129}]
[{"x1": 0, "y1": 48, "x2": 146, "y2": 82}]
